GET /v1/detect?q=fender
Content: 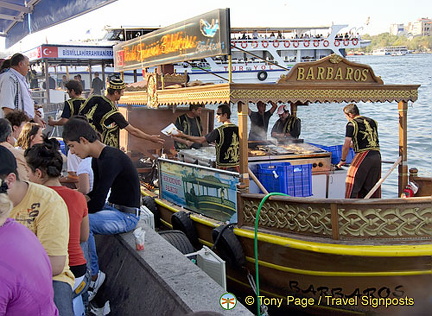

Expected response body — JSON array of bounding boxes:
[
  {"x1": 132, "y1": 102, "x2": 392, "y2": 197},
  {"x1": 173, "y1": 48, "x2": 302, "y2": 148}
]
[
  {"x1": 171, "y1": 211, "x2": 200, "y2": 248},
  {"x1": 212, "y1": 225, "x2": 246, "y2": 268}
]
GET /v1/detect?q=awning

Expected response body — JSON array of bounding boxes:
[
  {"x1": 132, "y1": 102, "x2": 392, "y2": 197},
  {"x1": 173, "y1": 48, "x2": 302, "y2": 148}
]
[{"x1": 0, "y1": 0, "x2": 116, "y2": 49}]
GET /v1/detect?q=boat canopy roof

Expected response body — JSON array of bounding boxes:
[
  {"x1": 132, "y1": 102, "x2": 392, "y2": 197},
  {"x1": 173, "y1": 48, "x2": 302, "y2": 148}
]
[{"x1": 121, "y1": 55, "x2": 419, "y2": 107}]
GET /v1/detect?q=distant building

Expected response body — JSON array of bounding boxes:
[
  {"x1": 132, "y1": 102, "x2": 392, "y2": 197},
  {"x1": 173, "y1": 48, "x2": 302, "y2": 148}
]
[
  {"x1": 407, "y1": 18, "x2": 432, "y2": 36},
  {"x1": 390, "y1": 23, "x2": 405, "y2": 36}
]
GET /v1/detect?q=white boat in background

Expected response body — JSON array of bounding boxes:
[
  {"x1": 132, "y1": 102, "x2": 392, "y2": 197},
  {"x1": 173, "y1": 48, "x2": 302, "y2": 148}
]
[
  {"x1": 372, "y1": 46, "x2": 408, "y2": 56},
  {"x1": 178, "y1": 24, "x2": 370, "y2": 83},
  {"x1": 40, "y1": 24, "x2": 370, "y2": 86}
]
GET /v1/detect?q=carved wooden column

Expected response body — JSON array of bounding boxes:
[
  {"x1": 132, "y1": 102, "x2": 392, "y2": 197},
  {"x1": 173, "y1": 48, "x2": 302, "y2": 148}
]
[{"x1": 398, "y1": 100, "x2": 408, "y2": 195}]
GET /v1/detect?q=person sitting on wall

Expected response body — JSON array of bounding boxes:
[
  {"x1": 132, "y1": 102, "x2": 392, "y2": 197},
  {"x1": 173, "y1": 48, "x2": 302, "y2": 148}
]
[
  {"x1": 0, "y1": 146, "x2": 75, "y2": 315},
  {"x1": 0, "y1": 181, "x2": 59, "y2": 315},
  {"x1": 62, "y1": 116, "x2": 142, "y2": 301},
  {"x1": 271, "y1": 104, "x2": 301, "y2": 140}
]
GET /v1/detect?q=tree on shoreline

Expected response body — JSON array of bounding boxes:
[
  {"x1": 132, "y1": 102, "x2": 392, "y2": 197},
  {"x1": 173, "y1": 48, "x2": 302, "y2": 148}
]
[{"x1": 355, "y1": 33, "x2": 432, "y2": 53}]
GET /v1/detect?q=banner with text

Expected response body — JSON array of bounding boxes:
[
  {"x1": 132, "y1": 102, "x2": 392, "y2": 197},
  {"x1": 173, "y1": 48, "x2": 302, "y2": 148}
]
[{"x1": 114, "y1": 8, "x2": 230, "y2": 71}]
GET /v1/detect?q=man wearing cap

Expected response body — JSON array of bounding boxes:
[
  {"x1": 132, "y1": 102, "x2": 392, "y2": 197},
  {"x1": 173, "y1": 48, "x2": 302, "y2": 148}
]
[
  {"x1": 271, "y1": 104, "x2": 301, "y2": 139},
  {"x1": 248, "y1": 101, "x2": 277, "y2": 141},
  {"x1": 0, "y1": 53, "x2": 45, "y2": 127},
  {"x1": 0, "y1": 146, "x2": 75, "y2": 315},
  {"x1": 79, "y1": 78, "x2": 164, "y2": 148}
]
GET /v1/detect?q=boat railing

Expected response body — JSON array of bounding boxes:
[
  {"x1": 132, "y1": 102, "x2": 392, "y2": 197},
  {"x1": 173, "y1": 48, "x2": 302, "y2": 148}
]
[
  {"x1": 231, "y1": 37, "x2": 362, "y2": 49},
  {"x1": 239, "y1": 193, "x2": 432, "y2": 243}
]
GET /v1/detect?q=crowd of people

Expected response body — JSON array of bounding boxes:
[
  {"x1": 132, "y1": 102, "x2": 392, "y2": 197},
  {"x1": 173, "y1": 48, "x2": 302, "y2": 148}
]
[
  {"x1": 0, "y1": 51, "x2": 380, "y2": 314},
  {"x1": 0, "y1": 53, "x2": 165, "y2": 315}
]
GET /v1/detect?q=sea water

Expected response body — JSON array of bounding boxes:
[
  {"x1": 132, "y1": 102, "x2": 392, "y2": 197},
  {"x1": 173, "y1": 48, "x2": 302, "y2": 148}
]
[{"x1": 215, "y1": 54, "x2": 432, "y2": 198}]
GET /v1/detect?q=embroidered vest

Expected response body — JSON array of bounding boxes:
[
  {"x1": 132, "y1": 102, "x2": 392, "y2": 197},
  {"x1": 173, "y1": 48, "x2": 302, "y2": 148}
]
[
  {"x1": 215, "y1": 124, "x2": 240, "y2": 168},
  {"x1": 350, "y1": 116, "x2": 380, "y2": 152}
]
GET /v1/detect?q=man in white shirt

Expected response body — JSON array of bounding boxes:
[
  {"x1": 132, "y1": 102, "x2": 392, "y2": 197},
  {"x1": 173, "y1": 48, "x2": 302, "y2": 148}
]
[{"x1": 0, "y1": 53, "x2": 45, "y2": 127}]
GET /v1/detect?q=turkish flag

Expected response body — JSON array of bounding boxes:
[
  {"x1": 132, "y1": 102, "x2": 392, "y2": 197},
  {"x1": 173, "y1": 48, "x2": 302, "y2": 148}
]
[
  {"x1": 116, "y1": 50, "x2": 124, "y2": 67},
  {"x1": 41, "y1": 46, "x2": 59, "y2": 58}
]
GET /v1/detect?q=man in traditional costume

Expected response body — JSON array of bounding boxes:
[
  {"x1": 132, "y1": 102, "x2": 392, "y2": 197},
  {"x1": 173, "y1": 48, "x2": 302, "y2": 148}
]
[
  {"x1": 176, "y1": 104, "x2": 240, "y2": 172},
  {"x1": 79, "y1": 78, "x2": 164, "y2": 148},
  {"x1": 338, "y1": 103, "x2": 381, "y2": 198}
]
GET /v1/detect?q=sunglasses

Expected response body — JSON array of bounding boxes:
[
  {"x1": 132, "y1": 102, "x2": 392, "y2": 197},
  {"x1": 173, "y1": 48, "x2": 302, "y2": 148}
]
[{"x1": 216, "y1": 112, "x2": 223, "y2": 116}]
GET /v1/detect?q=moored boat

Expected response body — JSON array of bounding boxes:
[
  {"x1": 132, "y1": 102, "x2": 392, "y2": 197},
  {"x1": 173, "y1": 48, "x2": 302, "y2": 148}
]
[
  {"x1": 372, "y1": 46, "x2": 408, "y2": 56},
  {"x1": 113, "y1": 10, "x2": 431, "y2": 315}
]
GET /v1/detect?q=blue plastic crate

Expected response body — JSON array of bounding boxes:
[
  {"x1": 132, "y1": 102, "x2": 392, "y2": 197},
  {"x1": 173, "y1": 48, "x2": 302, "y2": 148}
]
[
  {"x1": 328, "y1": 145, "x2": 355, "y2": 165},
  {"x1": 256, "y1": 162, "x2": 312, "y2": 197},
  {"x1": 256, "y1": 162, "x2": 290, "y2": 194},
  {"x1": 308, "y1": 143, "x2": 355, "y2": 165},
  {"x1": 286, "y1": 164, "x2": 312, "y2": 197}
]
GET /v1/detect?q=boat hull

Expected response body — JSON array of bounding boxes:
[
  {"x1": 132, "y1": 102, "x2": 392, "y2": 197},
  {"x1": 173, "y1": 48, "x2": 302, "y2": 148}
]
[{"x1": 148, "y1": 190, "x2": 432, "y2": 314}]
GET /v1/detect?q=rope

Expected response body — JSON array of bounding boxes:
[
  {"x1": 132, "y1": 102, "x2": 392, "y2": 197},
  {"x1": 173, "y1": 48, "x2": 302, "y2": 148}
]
[{"x1": 246, "y1": 271, "x2": 269, "y2": 316}]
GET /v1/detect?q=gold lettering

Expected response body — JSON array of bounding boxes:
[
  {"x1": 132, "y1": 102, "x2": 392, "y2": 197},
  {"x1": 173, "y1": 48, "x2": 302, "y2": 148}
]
[
  {"x1": 305, "y1": 68, "x2": 315, "y2": 80},
  {"x1": 122, "y1": 31, "x2": 198, "y2": 64},
  {"x1": 361, "y1": 69, "x2": 369, "y2": 81},
  {"x1": 297, "y1": 68, "x2": 305, "y2": 80},
  {"x1": 326, "y1": 67, "x2": 334, "y2": 79},
  {"x1": 345, "y1": 67, "x2": 353, "y2": 80},
  {"x1": 354, "y1": 69, "x2": 362, "y2": 81},
  {"x1": 317, "y1": 67, "x2": 325, "y2": 80},
  {"x1": 334, "y1": 68, "x2": 343, "y2": 80}
]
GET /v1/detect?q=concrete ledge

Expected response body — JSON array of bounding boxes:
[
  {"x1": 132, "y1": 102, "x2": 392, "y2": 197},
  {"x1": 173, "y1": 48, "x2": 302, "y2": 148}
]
[{"x1": 95, "y1": 224, "x2": 253, "y2": 315}]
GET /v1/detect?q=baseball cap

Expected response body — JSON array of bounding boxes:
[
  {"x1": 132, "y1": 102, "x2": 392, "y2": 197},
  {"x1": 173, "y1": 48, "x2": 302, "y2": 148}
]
[
  {"x1": 108, "y1": 78, "x2": 126, "y2": 90},
  {"x1": 277, "y1": 105, "x2": 288, "y2": 115},
  {"x1": 0, "y1": 145, "x2": 17, "y2": 175}
]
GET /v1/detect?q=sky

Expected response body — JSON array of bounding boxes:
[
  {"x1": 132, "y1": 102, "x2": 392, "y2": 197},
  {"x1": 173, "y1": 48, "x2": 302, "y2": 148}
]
[{"x1": 1, "y1": 0, "x2": 431, "y2": 54}]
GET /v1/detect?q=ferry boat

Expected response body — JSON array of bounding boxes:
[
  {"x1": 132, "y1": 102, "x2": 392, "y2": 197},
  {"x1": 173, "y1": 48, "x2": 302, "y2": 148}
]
[
  {"x1": 187, "y1": 24, "x2": 370, "y2": 83},
  {"x1": 372, "y1": 46, "x2": 408, "y2": 56},
  {"x1": 34, "y1": 24, "x2": 370, "y2": 87}
]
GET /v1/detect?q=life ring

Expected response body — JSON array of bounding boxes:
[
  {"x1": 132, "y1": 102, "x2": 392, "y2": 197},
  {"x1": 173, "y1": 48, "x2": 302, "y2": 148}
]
[
  {"x1": 343, "y1": 39, "x2": 349, "y2": 46},
  {"x1": 171, "y1": 211, "x2": 200, "y2": 248},
  {"x1": 212, "y1": 225, "x2": 246, "y2": 268},
  {"x1": 142, "y1": 196, "x2": 160, "y2": 227},
  {"x1": 273, "y1": 40, "x2": 279, "y2": 48},
  {"x1": 257, "y1": 70, "x2": 268, "y2": 81},
  {"x1": 293, "y1": 40, "x2": 299, "y2": 48},
  {"x1": 262, "y1": 40, "x2": 269, "y2": 48},
  {"x1": 323, "y1": 40, "x2": 330, "y2": 47},
  {"x1": 251, "y1": 41, "x2": 258, "y2": 48},
  {"x1": 313, "y1": 40, "x2": 320, "y2": 47},
  {"x1": 241, "y1": 41, "x2": 248, "y2": 48},
  {"x1": 334, "y1": 40, "x2": 340, "y2": 47},
  {"x1": 283, "y1": 40, "x2": 290, "y2": 48},
  {"x1": 352, "y1": 38, "x2": 359, "y2": 46},
  {"x1": 303, "y1": 40, "x2": 310, "y2": 47}
]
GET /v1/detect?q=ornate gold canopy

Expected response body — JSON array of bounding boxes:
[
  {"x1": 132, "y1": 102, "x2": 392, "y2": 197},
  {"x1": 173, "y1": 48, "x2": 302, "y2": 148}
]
[{"x1": 120, "y1": 54, "x2": 419, "y2": 107}]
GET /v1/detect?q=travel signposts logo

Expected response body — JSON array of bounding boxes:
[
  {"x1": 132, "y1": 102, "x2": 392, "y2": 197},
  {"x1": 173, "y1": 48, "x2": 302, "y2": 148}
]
[{"x1": 220, "y1": 293, "x2": 237, "y2": 310}]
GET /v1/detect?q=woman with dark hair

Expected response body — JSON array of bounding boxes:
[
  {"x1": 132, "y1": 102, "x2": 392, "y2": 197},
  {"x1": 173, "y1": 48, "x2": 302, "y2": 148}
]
[
  {"x1": 0, "y1": 177, "x2": 58, "y2": 315},
  {"x1": 25, "y1": 139, "x2": 90, "y2": 310},
  {"x1": 16, "y1": 122, "x2": 44, "y2": 150}
]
